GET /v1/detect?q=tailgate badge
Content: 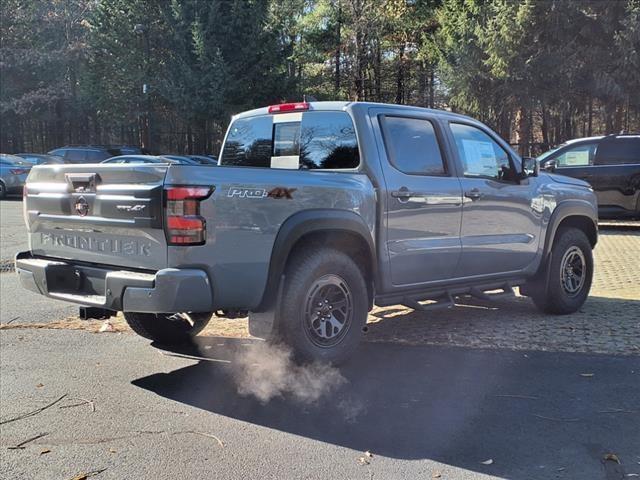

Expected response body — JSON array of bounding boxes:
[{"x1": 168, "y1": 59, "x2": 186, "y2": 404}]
[
  {"x1": 74, "y1": 196, "x2": 90, "y2": 217},
  {"x1": 116, "y1": 204, "x2": 146, "y2": 212}
]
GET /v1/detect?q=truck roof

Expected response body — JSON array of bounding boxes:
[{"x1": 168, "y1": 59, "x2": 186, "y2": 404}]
[{"x1": 233, "y1": 101, "x2": 475, "y2": 123}]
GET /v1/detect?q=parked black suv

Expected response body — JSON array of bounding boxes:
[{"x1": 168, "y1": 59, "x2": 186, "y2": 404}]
[
  {"x1": 48, "y1": 146, "x2": 122, "y2": 163},
  {"x1": 538, "y1": 134, "x2": 640, "y2": 219}
]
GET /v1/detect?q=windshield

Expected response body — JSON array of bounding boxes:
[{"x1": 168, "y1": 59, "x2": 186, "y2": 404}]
[{"x1": 537, "y1": 145, "x2": 564, "y2": 162}]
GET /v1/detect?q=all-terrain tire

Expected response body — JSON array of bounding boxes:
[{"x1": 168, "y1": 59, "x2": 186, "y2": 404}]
[
  {"x1": 276, "y1": 247, "x2": 369, "y2": 365},
  {"x1": 531, "y1": 227, "x2": 593, "y2": 314},
  {"x1": 124, "y1": 312, "x2": 212, "y2": 344}
]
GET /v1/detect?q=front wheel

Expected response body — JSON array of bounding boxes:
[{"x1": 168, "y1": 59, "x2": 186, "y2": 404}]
[
  {"x1": 276, "y1": 248, "x2": 369, "y2": 365},
  {"x1": 124, "y1": 312, "x2": 211, "y2": 344},
  {"x1": 530, "y1": 227, "x2": 593, "y2": 314}
]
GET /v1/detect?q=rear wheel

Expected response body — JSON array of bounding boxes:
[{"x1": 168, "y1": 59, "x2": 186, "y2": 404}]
[
  {"x1": 0, "y1": 181, "x2": 6, "y2": 199},
  {"x1": 276, "y1": 248, "x2": 369, "y2": 365},
  {"x1": 530, "y1": 227, "x2": 593, "y2": 314},
  {"x1": 124, "y1": 312, "x2": 211, "y2": 344}
]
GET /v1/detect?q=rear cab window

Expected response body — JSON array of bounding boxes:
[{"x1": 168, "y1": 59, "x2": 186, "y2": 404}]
[{"x1": 220, "y1": 110, "x2": 359, "y2": 170}]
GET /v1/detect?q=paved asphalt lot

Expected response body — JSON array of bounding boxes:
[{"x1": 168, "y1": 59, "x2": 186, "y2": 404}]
[{"x1": 1, "y1": 199, "x2": 639, "y2": 480}]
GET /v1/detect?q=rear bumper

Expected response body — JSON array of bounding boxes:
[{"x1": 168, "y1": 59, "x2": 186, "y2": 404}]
[{"x1": 15, "y1": 251, "x2": 213, "y2": 313}]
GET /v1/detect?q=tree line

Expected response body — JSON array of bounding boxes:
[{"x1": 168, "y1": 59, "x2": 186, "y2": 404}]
[{"x1": 1, "y1": 0, "x2": 639, "y2": 156}]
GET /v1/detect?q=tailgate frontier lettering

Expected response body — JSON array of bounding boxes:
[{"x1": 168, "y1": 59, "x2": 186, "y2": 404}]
[{"x1": 40, "y1": 232, "x2": 151, "y2": 257}]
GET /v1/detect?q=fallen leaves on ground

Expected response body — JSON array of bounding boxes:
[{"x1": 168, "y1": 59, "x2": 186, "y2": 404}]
[
  {"x1": 358, "y1": 451, "x2": 373, "y2": 465},
  {"x1": 69, "y1": 468, "x2": 106, "y2": 480},
  {"x1": 604, "y1": 453, "x2": 620, "y2": 464},
  {"x1": 40, "y1": 449, "x2": 51, "y2": 455},
  {"x1": 98, "y1": 321, "x2": 115, "y2": 333}
]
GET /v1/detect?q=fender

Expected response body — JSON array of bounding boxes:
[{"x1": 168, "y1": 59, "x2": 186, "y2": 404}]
[
  {"x1": 543, "y1": 199, "x2": 598, "y2": 257},
  {"x1": 255, "y1": 209, "x2": 376, "y2": 311}
]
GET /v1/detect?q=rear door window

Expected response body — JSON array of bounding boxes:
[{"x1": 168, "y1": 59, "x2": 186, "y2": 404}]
[
  {"x1": 64, "y1": 150, "x2": 86, "y2": 163},
  {"x1": 220, "y1": 111, "x2": 359, "y2": 169},
  {"x1": 595, "y1": 138, "x2": 640, "y2": 165},
  {"x1": 87, "y1": 150, "x2": 110, "y2": 162},
  {"x1": 380, "y1": 116, "x2": 446, "y2": 175}
]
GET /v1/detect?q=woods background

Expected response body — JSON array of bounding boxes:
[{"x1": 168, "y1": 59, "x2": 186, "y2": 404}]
[{"x1": 1, "y1": 0, "x2": 639, "y2": 156}]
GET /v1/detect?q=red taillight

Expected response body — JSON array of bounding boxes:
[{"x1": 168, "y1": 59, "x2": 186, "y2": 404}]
[
  {"x1": 166, "y1": 186, "x2": 212, "y2": 200},
  {"x1": 165, "y1": 186, "x2": 212, "y2": 245},
  {"x1": 10, "y1": 168, "x2": 28, "y2": 175},
  {"x1": 268, "y1": 102, "x2": 310, "y2": 114}
]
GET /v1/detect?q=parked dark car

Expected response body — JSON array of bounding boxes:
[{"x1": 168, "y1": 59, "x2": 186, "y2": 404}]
[
  {"x1": 101, "y1": 155, "x2": 182, "y2": 164},
  {"x1": 48, "y1": 146, "x2": 121, "y2": 163},
  {"x1": 538, "y1": 134, "x2": 640, "y2": 219},
  {"x1": 0, "y1": 154, "x2": 30, "y2": 199},
  {"x1": 15, "y1": 153, "x2": 65, "y2": 165}
]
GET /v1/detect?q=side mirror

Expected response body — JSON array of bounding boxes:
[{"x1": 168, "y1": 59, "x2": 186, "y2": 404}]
[
  {"x1": 521, "y1": 157, "x2": 539, "y2": 178},
  {"x1": 542, "y1": 159, "x2": 557, "y2": 172}
]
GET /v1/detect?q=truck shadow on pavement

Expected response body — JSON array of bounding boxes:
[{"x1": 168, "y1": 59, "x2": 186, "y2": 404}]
[{"x1": 133, "y1": 338, "x2": 639, "y2": 479}]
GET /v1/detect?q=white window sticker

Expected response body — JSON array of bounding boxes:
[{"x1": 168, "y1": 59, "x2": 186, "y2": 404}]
[
  {"x1": 270, "y1": 155, "x2": 299, "y2": 169},
  {"x1": 461, "y1": 139, "x2": 498, "y2": 176},
  {"x1": 563, "y1": 150, "x2": 589, "y2": 166}
]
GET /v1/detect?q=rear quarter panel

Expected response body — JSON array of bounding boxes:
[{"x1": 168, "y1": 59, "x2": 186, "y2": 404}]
[{"x1": 164, "y1": 166, "x2": 376, "y2": 309}]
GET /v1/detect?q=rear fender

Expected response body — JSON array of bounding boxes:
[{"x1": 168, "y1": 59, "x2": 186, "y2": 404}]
[{"x1": 256, "y1": 209, "x2": 375, "y2": 311}]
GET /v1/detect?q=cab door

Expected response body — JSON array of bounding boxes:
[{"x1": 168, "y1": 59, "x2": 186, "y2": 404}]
[
  {"x1": 446, "y1": 122, "x2": 542, "y2": 277},
  {"x1": 372, "y1": 110, "x2": 463, "y2": 287},
  {"x1": 548, "y1": 140, "x2": 598, "y2": 185}
]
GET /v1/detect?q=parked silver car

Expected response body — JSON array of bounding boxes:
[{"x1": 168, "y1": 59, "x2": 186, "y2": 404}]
[{"x1": 0, "y1": 154, "x2": 30, "y2": 199}]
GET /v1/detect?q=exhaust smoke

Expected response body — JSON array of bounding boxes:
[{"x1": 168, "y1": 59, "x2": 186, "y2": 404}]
[{"x1": 229, "y1": 341, "x2": 347, "y2": 404}]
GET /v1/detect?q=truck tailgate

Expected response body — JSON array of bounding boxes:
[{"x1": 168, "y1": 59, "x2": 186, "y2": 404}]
[{"x1": 24, "y1": 164, "x2": 169, "y2": 270}]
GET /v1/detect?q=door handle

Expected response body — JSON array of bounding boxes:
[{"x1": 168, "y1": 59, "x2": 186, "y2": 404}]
[
  {"x1": 464, "y1": 188, "x2": 482, "y2": 200},
  {"x1": 391, "y1": 188, "x2": 412, "y2": 201}
]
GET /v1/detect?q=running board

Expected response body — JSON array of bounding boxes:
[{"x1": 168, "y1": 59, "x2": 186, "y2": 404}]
[
  {"x1": 400, "y1": 283, "x2": 515, "y2": 312},
  {"x1": 468, "y1": 283, "x2": 515, "y2": 301},
  {"x1": 402, "y1": 292, "x2": 455, "y2": 311}
]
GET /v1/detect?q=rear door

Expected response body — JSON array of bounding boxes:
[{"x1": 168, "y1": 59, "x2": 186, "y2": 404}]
[
  {"x1": 592, "y1": 137, "x2": 640, "y2": 215},
  {"x1": 25, "y1": 164, "x2": 169, "y2": 270},
  {"x1": 372, "y1": 109, "x2": 463, "y2": 286}
]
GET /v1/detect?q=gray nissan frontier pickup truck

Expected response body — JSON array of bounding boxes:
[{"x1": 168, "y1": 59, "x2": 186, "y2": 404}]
[{"x1": 16, "y1": 101, "x2": 598, "y2": 364}]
